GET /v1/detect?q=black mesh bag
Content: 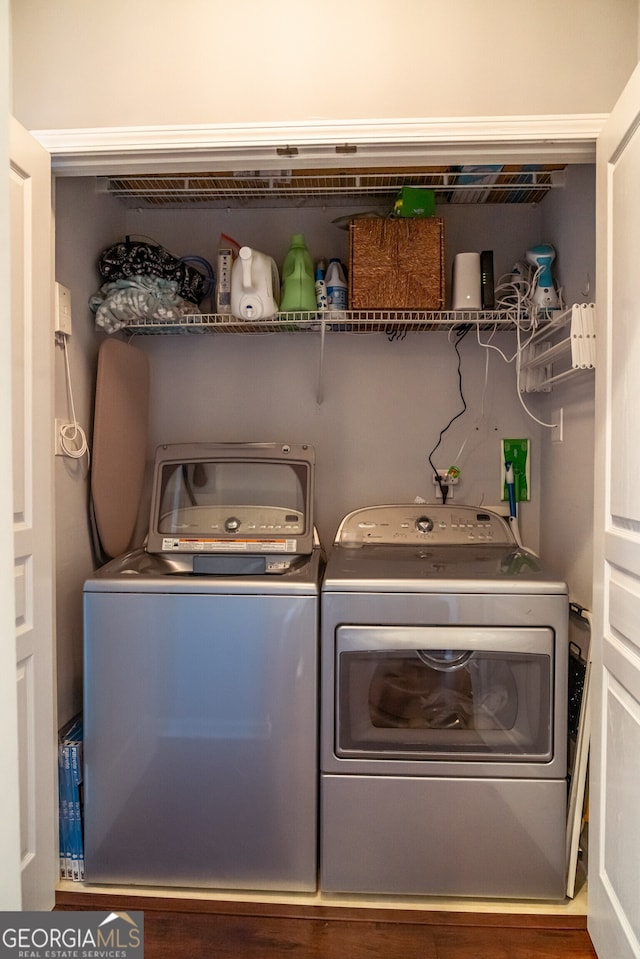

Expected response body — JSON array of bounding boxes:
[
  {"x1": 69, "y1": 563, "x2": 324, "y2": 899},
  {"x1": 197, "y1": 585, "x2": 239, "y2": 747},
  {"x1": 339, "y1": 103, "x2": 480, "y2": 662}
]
[{"x1": 98, "y1": 238, "x2": 209, "y2": 304}]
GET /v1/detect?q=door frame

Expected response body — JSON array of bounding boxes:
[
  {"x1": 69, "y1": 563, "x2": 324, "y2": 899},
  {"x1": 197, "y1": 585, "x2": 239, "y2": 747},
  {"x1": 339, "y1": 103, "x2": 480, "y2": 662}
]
[
  {"x1": 4, "y1": 112, "x2": 603, "y2": 912},
  {"x1": 32, "y1": 115, "x2": 604, "y2": 176},
  {"x1": 1, "y1": 1, "x2": 23, "y2": 910}
]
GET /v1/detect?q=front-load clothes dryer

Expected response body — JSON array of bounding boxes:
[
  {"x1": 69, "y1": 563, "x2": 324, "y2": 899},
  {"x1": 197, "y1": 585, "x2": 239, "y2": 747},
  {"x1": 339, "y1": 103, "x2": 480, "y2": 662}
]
[
  {"x1": 83, "y1": 443, "x2": 322, "y2": 891},
  {"x1": 320, "y1": 504, "x2": 569, "y2": 900}
]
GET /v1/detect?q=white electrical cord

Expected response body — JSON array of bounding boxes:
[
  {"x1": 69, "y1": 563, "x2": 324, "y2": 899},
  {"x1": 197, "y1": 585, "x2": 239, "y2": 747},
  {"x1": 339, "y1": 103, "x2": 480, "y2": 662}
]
[
  {"x1": 474, "y1": 266, "x2": 558, "y2": 429},
  {"x1": 514, "y1": 323, "x2": 557, "y2": 428},
  {"x1": 58, "y1": 334, "x2": 90, "y2": 464}
]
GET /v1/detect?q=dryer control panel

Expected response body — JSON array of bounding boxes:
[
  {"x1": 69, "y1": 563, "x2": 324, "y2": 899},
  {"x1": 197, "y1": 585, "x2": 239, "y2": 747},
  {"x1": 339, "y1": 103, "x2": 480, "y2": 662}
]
[{"x1": 334, "y1": 504, "x2": 516, "y2": 547}]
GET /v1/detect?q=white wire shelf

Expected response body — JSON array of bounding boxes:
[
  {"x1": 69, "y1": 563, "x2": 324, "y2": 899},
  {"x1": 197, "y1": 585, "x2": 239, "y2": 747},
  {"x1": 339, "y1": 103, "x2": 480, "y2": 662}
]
[
  {"x1": 99, "y1": 166, "x2": 566, "y2": 208},
  {"x1": 122, "y1": 309, "x2": 522, "y2": 336}
]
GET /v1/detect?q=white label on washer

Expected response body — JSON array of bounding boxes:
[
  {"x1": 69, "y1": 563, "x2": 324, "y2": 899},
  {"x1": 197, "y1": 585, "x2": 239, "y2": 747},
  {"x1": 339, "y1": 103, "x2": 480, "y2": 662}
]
[{"x1": 161, "y1": 537, "x2": 297, "y2": 553}]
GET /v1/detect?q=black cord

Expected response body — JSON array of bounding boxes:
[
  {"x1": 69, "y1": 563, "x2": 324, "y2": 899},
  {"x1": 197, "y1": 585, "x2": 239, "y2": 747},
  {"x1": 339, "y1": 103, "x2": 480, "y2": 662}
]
[{"x1": 427, "y1": 327, "x2": 469, "y2": 504}]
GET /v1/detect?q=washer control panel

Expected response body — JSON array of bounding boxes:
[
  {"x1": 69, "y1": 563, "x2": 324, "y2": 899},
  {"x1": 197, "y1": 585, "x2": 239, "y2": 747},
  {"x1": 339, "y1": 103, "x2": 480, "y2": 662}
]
[{"x1": 335, "y1": 504, "x2": 515, "y2": 546}]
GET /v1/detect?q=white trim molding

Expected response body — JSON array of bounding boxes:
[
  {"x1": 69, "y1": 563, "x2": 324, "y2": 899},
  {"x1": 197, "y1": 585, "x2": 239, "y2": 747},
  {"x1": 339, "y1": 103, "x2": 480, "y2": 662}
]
[{"x1": 32, "y1": 115, "x2": 607, "y2": 175}]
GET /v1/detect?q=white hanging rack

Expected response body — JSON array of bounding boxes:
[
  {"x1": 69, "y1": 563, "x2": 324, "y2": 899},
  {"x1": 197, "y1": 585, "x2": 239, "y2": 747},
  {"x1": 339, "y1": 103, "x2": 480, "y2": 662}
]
[{"x1": 519, "y1": 303, "x2": 596, "y2": 392}]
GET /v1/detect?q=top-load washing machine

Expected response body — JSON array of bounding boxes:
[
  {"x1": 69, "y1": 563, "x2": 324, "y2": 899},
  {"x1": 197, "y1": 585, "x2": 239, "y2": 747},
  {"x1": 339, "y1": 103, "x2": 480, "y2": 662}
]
[
  {"x1": 321, "y1": 504, "x2": 569, "y2": 900},
  {"x1": 83, "y1": 442, "x2": 322, "y2": 891}
]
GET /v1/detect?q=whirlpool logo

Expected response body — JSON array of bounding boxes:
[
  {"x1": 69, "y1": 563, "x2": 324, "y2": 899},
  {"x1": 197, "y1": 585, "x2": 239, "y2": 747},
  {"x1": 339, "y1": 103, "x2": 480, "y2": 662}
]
[{"x1": 0, "y1": 911, "x2": 144, "y2": 958}]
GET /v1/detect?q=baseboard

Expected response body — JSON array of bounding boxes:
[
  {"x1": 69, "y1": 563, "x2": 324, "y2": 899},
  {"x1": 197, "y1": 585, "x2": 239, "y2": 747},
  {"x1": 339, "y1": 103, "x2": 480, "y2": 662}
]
[{"x1": 55, "y1": 886, "x2": 588, "y2": 930}]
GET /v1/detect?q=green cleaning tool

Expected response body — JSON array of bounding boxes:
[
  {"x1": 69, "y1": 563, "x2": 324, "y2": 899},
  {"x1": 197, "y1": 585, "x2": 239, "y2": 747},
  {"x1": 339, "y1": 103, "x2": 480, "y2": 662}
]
[{"x1": 501, "y1": 439, "x2": 530, "y2": 503}]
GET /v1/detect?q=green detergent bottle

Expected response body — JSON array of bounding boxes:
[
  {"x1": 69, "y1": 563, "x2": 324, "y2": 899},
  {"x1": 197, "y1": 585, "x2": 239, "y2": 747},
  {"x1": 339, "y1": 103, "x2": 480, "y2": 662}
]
[{"x1": 279, "y1": 234, "x2": 316, "y2": 313}]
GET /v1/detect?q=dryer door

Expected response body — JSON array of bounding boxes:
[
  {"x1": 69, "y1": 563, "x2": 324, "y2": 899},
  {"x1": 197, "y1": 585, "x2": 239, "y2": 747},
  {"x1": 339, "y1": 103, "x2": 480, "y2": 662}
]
[{"x1": 334, "y1": 625, "x2": 560, "y2": 775}]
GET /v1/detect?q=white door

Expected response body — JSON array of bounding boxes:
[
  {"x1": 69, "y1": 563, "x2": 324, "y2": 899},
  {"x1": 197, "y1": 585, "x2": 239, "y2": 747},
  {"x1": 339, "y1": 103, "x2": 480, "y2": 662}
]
[
  {"x1": 8, "y1": 117, "x2": 57, "y2": 911},
  {"x1": 0, "y1": 56, "x2": 21, "y2": 911},
  {"x1": 590, "y1": 62, "x2": 640, "y2": 959}
]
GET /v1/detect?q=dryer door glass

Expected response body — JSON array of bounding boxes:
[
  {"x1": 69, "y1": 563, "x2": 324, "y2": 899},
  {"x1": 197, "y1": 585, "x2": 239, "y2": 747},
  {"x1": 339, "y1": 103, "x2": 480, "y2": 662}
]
[{"x1": 335, "y1": 626, "x2": 554, "y2": 762}]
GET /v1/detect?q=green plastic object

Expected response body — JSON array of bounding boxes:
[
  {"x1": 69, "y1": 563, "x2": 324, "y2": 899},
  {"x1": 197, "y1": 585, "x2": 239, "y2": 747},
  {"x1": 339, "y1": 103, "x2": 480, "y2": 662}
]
[
  {"x1": 501, "y1": 438, "x2": 530, "y2": 502},
  {"x1": 393, "y1": 187, "x2": 436, "y2": 218},
  {"x1": 279, "y1": 234, "x2": 316, "y2": 312}
]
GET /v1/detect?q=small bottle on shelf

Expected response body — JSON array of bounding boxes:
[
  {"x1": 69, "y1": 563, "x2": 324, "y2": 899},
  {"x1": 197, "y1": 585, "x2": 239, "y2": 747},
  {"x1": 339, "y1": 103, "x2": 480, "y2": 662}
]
[{"x1": 325, "y1": 258, "x2": 350, "y2": 329}]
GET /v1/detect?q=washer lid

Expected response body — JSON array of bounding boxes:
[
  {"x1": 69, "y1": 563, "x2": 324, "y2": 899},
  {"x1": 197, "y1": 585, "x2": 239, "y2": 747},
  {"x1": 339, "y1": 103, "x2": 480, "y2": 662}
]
[
  {"x1": 323, "y1": 542, "x2": 567, "y2": 594},
  {"x1": 146, "y1": 442, "x2": 315, "y2": 562}
]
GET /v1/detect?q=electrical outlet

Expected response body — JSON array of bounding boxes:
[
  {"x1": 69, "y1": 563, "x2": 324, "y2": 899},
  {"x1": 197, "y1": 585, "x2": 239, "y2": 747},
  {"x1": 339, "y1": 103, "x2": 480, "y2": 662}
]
[
  {"x1": 551, "y1": 408, "x2": 564, "y2": 443},
  {"x1": 433, "y1": 469, "x2": 459, "y2": 485},
  {"x1": 433, "y1": 469, "x2": 458, "y2": 500},
  {"x1": 55, "y1": 282, "x2": 72, "y2": 336}
]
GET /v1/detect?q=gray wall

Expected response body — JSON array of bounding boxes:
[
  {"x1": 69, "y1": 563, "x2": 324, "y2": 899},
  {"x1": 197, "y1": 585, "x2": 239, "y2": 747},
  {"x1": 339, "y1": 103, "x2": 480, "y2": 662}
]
[
  {"x1": 54, "y1": 179, "x2": 126, "y2": 718},
  {"x1": 536, "y1": 164, "x2": 596, "y2": 609},
  {"x1": 53, "y1": 169, "x2": 595, "y2": 723}
]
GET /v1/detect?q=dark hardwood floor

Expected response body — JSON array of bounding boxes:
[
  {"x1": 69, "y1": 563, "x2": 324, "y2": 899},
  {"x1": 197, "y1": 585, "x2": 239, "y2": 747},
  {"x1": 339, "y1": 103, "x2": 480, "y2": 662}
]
[{"x1": 56, "y1": 892, "x2": 598, "y2": 959}]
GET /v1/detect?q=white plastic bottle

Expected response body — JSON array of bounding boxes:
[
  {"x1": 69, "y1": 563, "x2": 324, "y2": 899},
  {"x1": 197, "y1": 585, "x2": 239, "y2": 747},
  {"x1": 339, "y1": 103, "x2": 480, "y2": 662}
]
[
  {"x1": 315, "y1": 259, "x2": 328, "y2": 311},
  {"x1": 325, "y1": 258, "x2": 349, "y2": 328}
]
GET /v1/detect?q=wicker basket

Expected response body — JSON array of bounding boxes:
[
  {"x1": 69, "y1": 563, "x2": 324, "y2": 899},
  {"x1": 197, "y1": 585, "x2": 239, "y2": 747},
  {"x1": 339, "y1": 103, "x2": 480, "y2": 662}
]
[{"x1": 349, "y1": 217, "x2": 444, "y2": 310}]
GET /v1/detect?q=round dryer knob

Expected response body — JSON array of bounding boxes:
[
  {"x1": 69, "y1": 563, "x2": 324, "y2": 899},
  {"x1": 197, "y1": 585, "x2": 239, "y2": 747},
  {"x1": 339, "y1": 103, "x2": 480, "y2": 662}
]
[
  {"x1": 224, "y1": 516, "x2": 241, "y2": 533},
  {"x1": 415, "y1": 516, "x2": 434, "y2": 533}
]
